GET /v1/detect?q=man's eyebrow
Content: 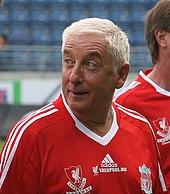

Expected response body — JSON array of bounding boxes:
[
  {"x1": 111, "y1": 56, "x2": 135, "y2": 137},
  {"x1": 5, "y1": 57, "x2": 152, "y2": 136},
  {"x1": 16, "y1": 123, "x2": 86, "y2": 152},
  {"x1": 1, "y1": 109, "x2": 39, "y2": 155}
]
[
  {"x1": 63, "y1": 50, "x2": 71, "y2": 55},
  {"x1": 88, "y1": 51, "x2": 102, "y2": 59},
  {"x1": 63, "y1": 50, "x2": 102, "y2": 59}
]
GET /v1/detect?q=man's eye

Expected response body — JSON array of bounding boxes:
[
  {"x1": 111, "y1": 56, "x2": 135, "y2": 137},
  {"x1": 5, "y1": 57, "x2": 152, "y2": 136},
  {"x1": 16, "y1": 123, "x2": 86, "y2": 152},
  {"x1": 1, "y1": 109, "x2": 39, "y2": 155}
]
[
  {"x1": 86, "y1": 62, "x2": 98, "y2": 70},
  {"x1": 64, "y1": 59, "x2": 73, "y2": 64}
]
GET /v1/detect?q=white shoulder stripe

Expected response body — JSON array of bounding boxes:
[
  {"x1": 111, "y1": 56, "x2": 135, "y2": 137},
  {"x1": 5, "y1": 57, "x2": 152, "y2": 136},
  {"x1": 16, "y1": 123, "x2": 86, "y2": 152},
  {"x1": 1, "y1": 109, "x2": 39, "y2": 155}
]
[
  {"x1": 0, "y1": 103, "x2": 55, "y2": 172},
  {"x1": 116, "y1": 102, "x2": 147, "y2": 122},
  {"x1": 158, "y1": 162, "x2": 167, "y2": 192},
  {"x1": 113, "y1": 81, "x2": 141, "y2": 102},
  {"x1": 0, "y1": 104, "x2": 58, "y2": 188}
]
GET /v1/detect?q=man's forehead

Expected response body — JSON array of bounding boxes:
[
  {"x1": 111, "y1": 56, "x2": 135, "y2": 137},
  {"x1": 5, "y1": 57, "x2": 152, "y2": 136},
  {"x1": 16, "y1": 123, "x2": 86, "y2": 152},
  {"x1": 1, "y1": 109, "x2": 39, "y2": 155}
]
[{"x1": 64, "y1": 34, "x2": 107, "y2": 49}]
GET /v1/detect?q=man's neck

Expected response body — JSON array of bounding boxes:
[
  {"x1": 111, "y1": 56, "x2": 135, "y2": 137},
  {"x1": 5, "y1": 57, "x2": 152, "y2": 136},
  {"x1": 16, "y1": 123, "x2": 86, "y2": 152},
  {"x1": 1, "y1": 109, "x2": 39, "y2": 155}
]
[
  {"x1": 73, "y1": 107, "x2": 114, "y2": 137},
  {"x1": 147, "y1": 63, "x2": 170, "y2": 91}
]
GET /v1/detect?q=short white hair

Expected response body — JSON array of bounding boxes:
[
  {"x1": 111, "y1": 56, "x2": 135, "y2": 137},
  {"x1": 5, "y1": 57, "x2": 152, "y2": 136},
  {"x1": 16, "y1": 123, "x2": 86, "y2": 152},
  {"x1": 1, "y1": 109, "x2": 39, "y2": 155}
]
[{"x1": 62, "y1": 18, "x2": 130, "y2": 70}]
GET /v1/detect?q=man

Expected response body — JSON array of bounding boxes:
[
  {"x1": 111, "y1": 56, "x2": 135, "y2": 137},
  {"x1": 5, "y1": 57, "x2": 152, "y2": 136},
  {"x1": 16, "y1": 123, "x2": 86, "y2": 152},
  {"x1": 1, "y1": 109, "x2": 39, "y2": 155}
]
[
  {"x1": 0, "y1": 18, "x2": 167, "y2": 193},
  {"x1": 114, "y1": 0, "x2": 170, "y2": 192},
  {"x1": 0, "y1": 34, "x2": 7, "y2": 51}
]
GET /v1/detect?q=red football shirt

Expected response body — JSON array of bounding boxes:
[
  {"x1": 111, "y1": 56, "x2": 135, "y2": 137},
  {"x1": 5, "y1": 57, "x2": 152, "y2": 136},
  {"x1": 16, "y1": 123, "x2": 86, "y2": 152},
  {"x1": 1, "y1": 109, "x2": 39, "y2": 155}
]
[
  {"x1": 0, "y1": 94, "x2": 166, "y2": 193},
  {"x1": 115, "y1": 68, "x2": 170, "y2": 191}
]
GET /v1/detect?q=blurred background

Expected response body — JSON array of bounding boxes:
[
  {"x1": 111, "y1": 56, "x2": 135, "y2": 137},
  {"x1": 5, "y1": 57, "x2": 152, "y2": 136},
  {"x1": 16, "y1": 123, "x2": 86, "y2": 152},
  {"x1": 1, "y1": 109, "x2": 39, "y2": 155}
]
[{"x1": 0, "y1": 0, "x2": 158, "y2": 141}]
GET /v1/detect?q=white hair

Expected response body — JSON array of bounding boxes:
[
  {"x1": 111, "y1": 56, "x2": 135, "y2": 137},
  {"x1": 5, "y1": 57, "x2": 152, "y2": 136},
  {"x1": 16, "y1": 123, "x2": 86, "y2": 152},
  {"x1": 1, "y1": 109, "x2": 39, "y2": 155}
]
[{"x1": 62, "y1": 18, "x2": 130, "y2": 70}]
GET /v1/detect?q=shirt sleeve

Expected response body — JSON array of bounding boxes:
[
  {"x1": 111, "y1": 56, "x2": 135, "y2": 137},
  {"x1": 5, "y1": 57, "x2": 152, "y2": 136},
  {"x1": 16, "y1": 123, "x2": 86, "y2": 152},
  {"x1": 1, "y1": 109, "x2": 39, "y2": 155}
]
[{"x1": 0, "y1": 125, "x2": 40, "y2": 194}]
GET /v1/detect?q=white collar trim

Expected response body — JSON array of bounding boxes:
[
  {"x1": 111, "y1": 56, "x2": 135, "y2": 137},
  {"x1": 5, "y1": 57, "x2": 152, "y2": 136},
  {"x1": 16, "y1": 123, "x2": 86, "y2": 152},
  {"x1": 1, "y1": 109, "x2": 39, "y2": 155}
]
[
  {"x1": 140, "y1": 71, "x2": 170, "y2": 96},
  {"x1": 62, "y1": 93, "x2": 118, "y2": 146}
]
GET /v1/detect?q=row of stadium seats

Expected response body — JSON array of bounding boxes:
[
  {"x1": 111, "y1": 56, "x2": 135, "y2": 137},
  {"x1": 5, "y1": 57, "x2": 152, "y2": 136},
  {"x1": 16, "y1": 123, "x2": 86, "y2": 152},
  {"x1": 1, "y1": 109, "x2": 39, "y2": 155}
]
[
  {"x1": 0, "y1": 2, "x2": 154, "y2": 23},
  {"x1": 3, "y1": 0, "x2": 158, "y2": 3},
  {"x1": 0, "y1": 0, "x2": 157, "y2": 72},
  {"x1": 0, "y1": 46, "x2": 62, "y2": 71},
  {"x1": 0, "y1": 45, "x2": 151, "y2": 72},
  {"x1": 0, "y1": 21, "x2": 145, "y2": 45},
  {"x1": 0, "y1": 0, "x2": 154, "y2": 46}
]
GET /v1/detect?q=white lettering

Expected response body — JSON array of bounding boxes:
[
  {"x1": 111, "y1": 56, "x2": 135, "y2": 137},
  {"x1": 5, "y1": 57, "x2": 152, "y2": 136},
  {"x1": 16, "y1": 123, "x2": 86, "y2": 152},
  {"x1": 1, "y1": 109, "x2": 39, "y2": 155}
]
[
  {"x1": 99, "y1": 167, "x2": 127, "y2": 173},
  {"x1": 157, "y1": 135, "x2": 170, "y2": 143},
  {"x1": 101, "y1": 163, "x2": 118, "y2": 167}
]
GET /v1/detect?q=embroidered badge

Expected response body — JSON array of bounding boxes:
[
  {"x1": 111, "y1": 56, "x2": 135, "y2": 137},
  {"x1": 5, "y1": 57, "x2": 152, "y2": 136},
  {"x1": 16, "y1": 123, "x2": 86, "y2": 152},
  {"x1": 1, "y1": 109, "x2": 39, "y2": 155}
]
[
  {"x1": 153, "y1": 117, "x2": 170, "y2": 145},
  {"x1": 139, "y1": 164, "x2": 152, "y2": 194},
  {"x1": 64, "y1": 165, "x2": 92, "y2": 194}
]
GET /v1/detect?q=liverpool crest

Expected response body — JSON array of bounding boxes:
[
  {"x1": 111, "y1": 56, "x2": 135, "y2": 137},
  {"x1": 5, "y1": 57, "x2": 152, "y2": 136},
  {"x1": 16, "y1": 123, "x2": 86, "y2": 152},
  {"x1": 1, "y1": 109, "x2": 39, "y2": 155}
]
[
  {"x1": 153, "y1": 117, "x2": 170, "y2": 145},
  {"x1": 64, "y1": 165, "x2": 92, "y2": 193},
  {"x1": 139, "y1": 164, "x2": 152, "y2": 194}
]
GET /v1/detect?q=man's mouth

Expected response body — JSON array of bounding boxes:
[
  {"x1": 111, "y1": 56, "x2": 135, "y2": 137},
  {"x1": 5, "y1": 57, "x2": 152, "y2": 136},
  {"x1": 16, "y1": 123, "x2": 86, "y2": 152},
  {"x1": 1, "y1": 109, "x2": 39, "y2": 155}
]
[{"x1": 72, "y1": 91, "x2": 87, "y2": 95}]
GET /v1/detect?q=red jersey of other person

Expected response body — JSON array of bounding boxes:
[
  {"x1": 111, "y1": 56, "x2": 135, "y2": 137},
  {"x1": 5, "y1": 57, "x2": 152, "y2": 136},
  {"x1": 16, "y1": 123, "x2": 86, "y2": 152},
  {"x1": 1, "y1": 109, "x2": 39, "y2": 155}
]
[
  {"x1": 0, "y1": 94, "x2": 166, "y2": 194},
  {"x1": 114, "y1": 68, "x2": 170, "y2": 191}
]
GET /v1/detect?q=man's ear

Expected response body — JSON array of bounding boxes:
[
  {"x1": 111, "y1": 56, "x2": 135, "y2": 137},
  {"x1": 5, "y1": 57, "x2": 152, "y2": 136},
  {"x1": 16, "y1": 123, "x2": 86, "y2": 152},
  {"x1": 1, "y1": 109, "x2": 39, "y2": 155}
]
[
  {"x1": 155, "y1": 29, "x2": 167, "y2": 48},
  {"x1": 115, "y1": 63, "x2": 130, "y2": 89}
]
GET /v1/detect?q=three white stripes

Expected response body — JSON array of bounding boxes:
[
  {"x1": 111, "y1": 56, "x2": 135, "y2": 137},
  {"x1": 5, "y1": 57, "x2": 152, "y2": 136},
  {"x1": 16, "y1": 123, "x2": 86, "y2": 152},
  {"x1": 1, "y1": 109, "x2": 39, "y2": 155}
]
[
  {"x1": 102, "y1": 154, "x2": 114, "y2": 164},
  {"x1": 0, "y1": 103, "x2": 58, "y2": 188}
]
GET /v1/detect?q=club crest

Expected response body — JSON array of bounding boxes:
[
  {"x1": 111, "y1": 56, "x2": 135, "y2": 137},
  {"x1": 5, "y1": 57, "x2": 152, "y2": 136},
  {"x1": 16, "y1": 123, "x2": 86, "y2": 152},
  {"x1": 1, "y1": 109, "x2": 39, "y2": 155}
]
[
  {"x1": 64, "y1": 165, "x2": 92, "y2": 193},
  {"x1": 153, "y1": 117, "x2": 170, "y2": 144},
  {"x1": 65, "y1": 165, "x2": 82, "y2": 187},
  {"x1": 139, "y1": 164, "x2": 152, "y2": 194}
]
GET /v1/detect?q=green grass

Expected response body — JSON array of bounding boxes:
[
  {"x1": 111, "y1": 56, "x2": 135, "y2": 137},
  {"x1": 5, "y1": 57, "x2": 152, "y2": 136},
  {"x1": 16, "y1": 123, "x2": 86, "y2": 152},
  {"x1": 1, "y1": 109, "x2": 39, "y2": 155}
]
[{"x1": 0, "y1": 139, "x2": 5, "y2": 151}]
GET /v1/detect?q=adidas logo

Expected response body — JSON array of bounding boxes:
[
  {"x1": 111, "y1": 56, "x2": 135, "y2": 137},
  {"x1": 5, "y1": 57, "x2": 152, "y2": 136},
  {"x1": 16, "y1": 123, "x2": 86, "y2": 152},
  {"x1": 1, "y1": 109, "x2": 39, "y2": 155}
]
[
  {"x1": 101, "y1": 154, "x2": 118, "y2": 168},
  {"x1": 92, "y1": 153, "x2": 127, "y2": 176}
]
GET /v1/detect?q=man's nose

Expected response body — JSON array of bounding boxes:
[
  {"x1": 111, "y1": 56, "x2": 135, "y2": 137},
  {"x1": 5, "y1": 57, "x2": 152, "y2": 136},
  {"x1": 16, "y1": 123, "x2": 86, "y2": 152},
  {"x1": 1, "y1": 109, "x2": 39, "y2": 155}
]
[{"x1": 69, "y1": 63, "x2": 84, "y2": 84}]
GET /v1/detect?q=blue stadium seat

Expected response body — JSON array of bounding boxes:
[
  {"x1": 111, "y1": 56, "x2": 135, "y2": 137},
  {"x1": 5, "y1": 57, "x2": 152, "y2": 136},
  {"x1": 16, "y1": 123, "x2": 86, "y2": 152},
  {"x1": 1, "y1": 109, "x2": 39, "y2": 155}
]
[
  {"x1": 0, "y1": 7, "x2": 9, "y2": 22},
  {"x1": 129, "y1": 3, "x2": 147, "y2": 22},
  {"x1": 29, "y1": 51, "x2": 50, "y2": 71},
  {"x1": 29, "y1": 3, "x2": 48, "y2": 23},
  {"x1": 130, "y1": 51, "x2": 152, "y2": 72},
  {"x1": 55, "y1": 51, "x2": 62, "y2": 71},
  {"x1": 49, "y1": 22, "x2": 67, "y2": 45},
  {"x1": 68, "y1": 0, "x2": 86, "y2": 2},
  {"x1": 8, "y1": 3, "x2": 29, "y2": 22},
  {"x1": 5, "y1": 0, "x2": 29, "y2": 2},
  {"x1": 110, "y1": 0, "x2": 127, "y2": 2},
  {"x1": 47, "y1": 0, "x2": 67, "y2": 2},
  {"x1": 48, "y1": 3, "x2": 68, "y2": 22},
  {"x1": 0, "y1": 23, "x2": 8, "y2": 35},
  {"x1": 88, "y1": 2, "x2": 108, "y2": 18},
  {"x1": 30, "y1": 0, "x2": 47, "y2": 2},
  {"x1": 146, "y1": 0, "x2": 158, "y2": 9},
  {"x1": 8, "y1": 23, "x2": 30, "y2": 44},
  {"x1": 30, "y1": 24, "x2": 50, "y2": 44},
  {"x1": 117, "y1": 22, "x2": 130, "y2": 35},
  {"x1": 129, "y1": 23, "x2": 145, "y2": 46},
  {"x1": 87, "y1": 0, "x2": 104, "y2": 2},
  {"x1": 108, "y1": 2, "x2": 129, "y2": 23},
  {"x1": 11, "y1": 50, "x2": 31, "y2": 71},
  {"x1": 0, "y1": 49, "x2": 13, "y2": 71},
  {"x1": 68, "y1": 2, "x2": 89, "y2": 21},
  {"x1": 128, "y1": 0, "x2": 147, "y2": 2},
  {"x1": 45, "y1": 50, "x2": 62, "y2": 71}
]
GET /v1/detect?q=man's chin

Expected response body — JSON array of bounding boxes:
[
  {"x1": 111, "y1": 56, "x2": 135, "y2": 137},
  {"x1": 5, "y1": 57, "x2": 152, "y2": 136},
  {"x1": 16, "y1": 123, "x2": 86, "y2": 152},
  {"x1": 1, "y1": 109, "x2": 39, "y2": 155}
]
[{"x1": 68, "y1": 102, "x2": 89, "y2": 113}]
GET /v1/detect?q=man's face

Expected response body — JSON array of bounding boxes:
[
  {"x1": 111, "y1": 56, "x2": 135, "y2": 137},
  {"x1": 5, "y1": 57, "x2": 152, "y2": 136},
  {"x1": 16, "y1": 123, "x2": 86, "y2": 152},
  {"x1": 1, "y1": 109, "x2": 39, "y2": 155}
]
[{"x1": 62, "y1": 33, "x2": 120, "y2": 114}]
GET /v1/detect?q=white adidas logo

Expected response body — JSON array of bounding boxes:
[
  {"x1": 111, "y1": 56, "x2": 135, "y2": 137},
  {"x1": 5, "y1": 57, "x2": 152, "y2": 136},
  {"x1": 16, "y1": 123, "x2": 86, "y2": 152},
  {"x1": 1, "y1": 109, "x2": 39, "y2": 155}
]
[
  {"x1": 101, "y1": 154, "x2": 118, "y2": 168},
  {"x1": 92, "y1": 153, "x2": 127, "y2": 176}
]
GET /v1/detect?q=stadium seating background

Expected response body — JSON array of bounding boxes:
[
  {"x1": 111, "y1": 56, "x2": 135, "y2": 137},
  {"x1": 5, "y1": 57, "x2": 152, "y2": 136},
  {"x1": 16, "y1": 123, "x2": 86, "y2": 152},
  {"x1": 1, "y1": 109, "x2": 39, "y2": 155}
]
[
  {"x1": 0, "y1": 0, "x2": 158, "y2": 72},
  {"x1": 0, "y1": 0, "x2": 158, "y2": 45}
]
